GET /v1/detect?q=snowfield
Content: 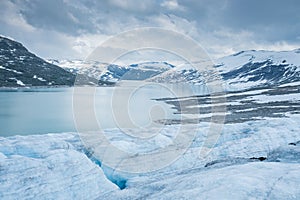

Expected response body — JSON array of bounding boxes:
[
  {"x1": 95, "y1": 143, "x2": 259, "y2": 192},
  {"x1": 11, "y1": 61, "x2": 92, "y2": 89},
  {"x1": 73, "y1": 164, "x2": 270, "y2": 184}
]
[
  {"x1": 106, "y1": 162, "x2": 300, "y2": 200},
  {"x1": 1, "y1": 114, "x2": 300, "y2": 199},
  {"x1": 0, "y1": 133, "x2": 118, "y2": 199}
]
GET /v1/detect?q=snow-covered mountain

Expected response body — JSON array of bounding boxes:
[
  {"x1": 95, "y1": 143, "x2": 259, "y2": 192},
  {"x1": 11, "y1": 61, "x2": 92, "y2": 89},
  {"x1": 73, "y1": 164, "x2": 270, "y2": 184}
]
[
  {"x1": 53, "y1": 49, "x2": 300, "y2": 90},
  {"x1": 100, "y1": 61, "x2": 175, "y2": 82},
  {"x1": 0, "y1": 36, "x2": 77, "y2": 87},
  {"x1": 55, "y1": 60, "x2": 175, "y2": 84},
  {"x1": 149, "y1": 49, "x2": 300, "y2": 90},
  {"x1": 217, "y1": 49, "x2": 300, "y2": 90},
  {"x1": 47, "y1": 59, "x2": 107, "y2": 80},
  {"x1": 1, "y1": 34, "x2": 299, "y2": 89}
]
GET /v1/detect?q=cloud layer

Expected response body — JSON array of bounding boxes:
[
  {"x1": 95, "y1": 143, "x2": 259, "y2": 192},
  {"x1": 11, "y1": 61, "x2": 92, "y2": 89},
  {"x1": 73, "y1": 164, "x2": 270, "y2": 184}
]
[{"x1": 1, "y1": 0, "x2": 299, "y2": 59}]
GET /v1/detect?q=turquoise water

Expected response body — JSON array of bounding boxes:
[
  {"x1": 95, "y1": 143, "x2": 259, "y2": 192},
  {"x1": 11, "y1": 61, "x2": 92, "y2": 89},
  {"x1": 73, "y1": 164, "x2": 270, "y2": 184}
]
[
  {"x1": 0, "y1": 82, "x2": 208, "y2": 137},
  {"x1": 0, "y1": 88, "x2": 75, "y2": 136}
]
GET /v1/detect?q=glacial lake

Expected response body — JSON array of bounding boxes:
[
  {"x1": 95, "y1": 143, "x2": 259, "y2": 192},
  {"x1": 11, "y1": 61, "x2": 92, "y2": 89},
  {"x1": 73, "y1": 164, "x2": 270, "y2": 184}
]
[{"x1": 0, "y1": 81, "x2": 209, "y2": 137}]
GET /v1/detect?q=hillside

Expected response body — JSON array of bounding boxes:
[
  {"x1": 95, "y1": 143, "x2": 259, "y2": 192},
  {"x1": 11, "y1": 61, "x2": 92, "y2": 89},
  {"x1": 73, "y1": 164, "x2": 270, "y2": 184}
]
[{"x1": 0, "y1": 36, "x2": 98, "y2": 87}]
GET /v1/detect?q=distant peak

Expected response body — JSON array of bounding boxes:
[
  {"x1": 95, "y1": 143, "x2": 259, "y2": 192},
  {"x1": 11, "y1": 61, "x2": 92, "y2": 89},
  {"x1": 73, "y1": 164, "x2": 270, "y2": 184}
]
[
  {"x1": 232, "y1": 50, "x2": 257, "y2": 57},
  {"x1": 294, "y1": 48, "x2": 300, "y2": 53},
  {"x1": 232, "y1": 51, "x2": 245, "y2": 56},
  {"x1": 128, "y1": 61, "x2": 175, "y2": 68}
]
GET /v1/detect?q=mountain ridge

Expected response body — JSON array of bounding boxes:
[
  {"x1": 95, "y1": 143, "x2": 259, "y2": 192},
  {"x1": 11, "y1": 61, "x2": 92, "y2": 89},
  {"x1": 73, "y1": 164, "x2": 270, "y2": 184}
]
[
  {"x1": 0, "y1": 36, "x2": 77, "y2": 87},
  {"x1": 56, "y1": 48, "x2": 300, "y2": 90},
  {"x1": 1, "y1": 35, "x2": 300, "y2": 90},
  {"x1": 0, "y1": 36, "x2": 101, "y2": 87}
]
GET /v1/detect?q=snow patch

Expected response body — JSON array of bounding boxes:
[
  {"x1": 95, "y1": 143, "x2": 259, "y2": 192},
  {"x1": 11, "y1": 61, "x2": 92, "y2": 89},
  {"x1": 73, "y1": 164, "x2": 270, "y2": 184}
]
[
  {"x1": 33, "y1": 75, "x2": 46, "y2": 82},
  {"x1": 8, "y1": 78, "x2": 25, "y2": 86},
  {"x1": 0, "y1": 65, "x2": 23, "y2": 74}
]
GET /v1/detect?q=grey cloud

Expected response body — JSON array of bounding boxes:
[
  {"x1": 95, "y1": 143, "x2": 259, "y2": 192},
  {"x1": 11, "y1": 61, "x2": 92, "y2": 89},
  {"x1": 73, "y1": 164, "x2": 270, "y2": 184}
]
[
  {"x1": 14, "y1": 0, "x2": 96, "y2": 35},
  {"x1": 1, "y1": 0, "x2": 300, "y2": 59},
  {"x1": 15, "y1": 0, "x2": 165, "y2": 34},
  {"x1": 177, "y1": 0, "x2": 300, "y2": 42}
]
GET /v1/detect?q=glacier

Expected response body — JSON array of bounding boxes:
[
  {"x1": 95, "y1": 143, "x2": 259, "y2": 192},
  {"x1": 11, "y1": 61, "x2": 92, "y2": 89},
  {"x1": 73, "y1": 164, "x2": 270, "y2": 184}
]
[
  {"x1": 0, "y1": 133, "x2": 119, "y2": 199},
  {"x1": 1, "y1": 114, "x2": 300, "y2": 199}
]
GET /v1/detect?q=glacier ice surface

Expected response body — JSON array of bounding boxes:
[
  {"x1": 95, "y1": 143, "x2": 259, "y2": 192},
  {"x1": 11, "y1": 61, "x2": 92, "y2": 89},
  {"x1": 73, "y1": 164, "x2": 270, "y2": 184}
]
[{"x1": 1, "y1": 115, "x2": 300, "y2": 199}]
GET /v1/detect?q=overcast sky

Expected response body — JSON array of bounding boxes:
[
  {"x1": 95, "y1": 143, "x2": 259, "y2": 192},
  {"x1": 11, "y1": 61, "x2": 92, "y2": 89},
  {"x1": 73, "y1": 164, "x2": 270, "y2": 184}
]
[{"x1": 0, "y1": 0, "x2": 300, "y2": 60}]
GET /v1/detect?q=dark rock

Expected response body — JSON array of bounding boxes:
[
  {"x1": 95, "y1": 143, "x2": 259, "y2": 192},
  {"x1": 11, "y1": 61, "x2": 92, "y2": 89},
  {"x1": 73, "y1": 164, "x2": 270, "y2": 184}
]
[
  {"x1": 0, "y1": 36, "x2": 77, "y2": 87},
  {"x1": 289, "y1": 142, "x2": 297, "y2": 146},
  {"x1": 250, "y1": 157, "x2": 267, "y2": 161}
]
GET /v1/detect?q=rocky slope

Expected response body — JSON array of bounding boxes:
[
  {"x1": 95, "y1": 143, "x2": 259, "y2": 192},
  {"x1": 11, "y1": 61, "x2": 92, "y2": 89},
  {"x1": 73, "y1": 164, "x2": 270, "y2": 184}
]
[{"x1": 0, "y1": 36, "x2": 99, "y2": 87}]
